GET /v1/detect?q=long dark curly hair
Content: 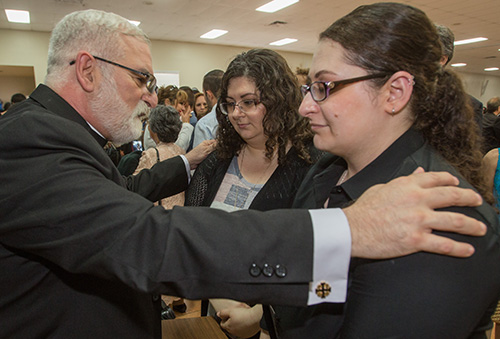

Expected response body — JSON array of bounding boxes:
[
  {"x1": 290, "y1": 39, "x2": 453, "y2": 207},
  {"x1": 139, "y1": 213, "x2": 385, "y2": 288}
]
[
  {"x1": 319, "y1": 2, "x2": 492, "y2": 203},
  {"x1": 215, "y1": 48, "x2": 313, "y2": 165}
]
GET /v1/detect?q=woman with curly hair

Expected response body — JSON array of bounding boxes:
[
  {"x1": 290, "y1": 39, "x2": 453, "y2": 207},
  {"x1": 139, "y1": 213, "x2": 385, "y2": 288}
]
[
  {"x1": 185, "y1": 48, "x2": 322, "y2": 338},
  {"x1": 265, "y1": 2, "x2": 500, "y2": 338}
]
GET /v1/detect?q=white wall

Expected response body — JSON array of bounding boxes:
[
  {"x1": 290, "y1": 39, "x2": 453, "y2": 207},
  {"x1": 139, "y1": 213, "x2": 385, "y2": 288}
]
[
  {"x1": 0, "y1": 28, "x2": 498, "y2": 103},
  {"x1": 0, "y1": 29, "x2": 312, "y2": 92}
]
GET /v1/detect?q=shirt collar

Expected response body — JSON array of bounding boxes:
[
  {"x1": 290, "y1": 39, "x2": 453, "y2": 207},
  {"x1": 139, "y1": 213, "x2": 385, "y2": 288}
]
[
  {"x1": 313, "y1": 128, "x2": 425, "y2": 202},
  {"x1": 342, "y1": 128, "x2": 425, "y2": 200}
]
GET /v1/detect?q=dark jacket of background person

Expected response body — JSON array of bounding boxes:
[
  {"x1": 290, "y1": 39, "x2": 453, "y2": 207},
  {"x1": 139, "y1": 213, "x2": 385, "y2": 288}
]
[{"x1": 0, "y1": 85, "x2": 315, "y2": 338}]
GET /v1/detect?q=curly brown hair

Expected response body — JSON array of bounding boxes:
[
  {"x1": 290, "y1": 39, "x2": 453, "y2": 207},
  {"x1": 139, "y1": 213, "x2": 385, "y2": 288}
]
[
  {"x1": 319, "y1": 2, "x2": 492, "y2": 203},
  {"x1": 216, "y1": 48, "x2": 313, "y2": 165}
]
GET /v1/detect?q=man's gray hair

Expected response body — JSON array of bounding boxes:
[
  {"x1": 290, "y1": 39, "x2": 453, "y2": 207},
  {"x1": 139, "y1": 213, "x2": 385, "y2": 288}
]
[{"x1": 45, "y1": 9, "x2": 150, "y2": 85}]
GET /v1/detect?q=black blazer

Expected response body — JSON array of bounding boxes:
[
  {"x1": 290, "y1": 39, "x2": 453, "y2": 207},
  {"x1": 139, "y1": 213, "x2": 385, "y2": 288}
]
[{"x1": 0, "y1": 85, "x2": 315, "y2": 338}]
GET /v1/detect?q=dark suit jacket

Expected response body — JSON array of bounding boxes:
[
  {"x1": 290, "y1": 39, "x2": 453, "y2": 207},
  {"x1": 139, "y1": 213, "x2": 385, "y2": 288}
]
[{"x1": 0, "y1": 85, "x2": 314, "y2": 338}]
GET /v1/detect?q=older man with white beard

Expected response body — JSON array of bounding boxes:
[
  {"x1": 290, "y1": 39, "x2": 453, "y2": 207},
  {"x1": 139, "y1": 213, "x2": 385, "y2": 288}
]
[{"x1": 0, "y1": 9, "x2": 489, "y2": 339}]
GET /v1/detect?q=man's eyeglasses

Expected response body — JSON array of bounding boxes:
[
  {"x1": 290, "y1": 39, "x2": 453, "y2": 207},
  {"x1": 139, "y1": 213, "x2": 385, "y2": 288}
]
[
  {"x1": 220, "y1": 99, "x2": 260, "y2": 115},
  {"x1": 300, "y1": 73, "x2": 391, "y2": 102},
  {"x1": 70, "y1": 56, "x2": 158, "y2": 94}
]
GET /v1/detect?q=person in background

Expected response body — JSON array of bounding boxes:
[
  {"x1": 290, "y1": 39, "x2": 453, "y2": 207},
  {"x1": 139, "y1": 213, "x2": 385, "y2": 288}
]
[
  {"x1": 194, "y1": 92, "x2": 209, "y2": 119},
  {"x1": 186, "y1": 48, "x2": 322, "y2": 338},
  {"x1": 157, "y1": 84, "x2": 178, "y2": 106},
  {"x1": 7, "y1": 93, "x2": 27, "y2": 111},
  {"x1": 483, "y1": 97, "x2": 500, "y2": 153},
  {"x1": 435, "y1": 24, "x2": 484, "y2": 132},
  {"x1": 134, "y1": 105, "x2": 185, "y2": 208},
  {"x1": 174, "y1": 89, "x2": 195, "y2": 151},
  {"x1": 180, "y1": 85, "x2": 197, "y2": 126},
  {"x1": 295, "y1": 67, "x2": 310, "y2": 87},
  {"x1": 262, "y1": 3, "x2": 500, "y2": 338},
  {"x1": 192, "y1": 69, "x2": 224, "y2": 148},
  {"x1": 0, "y1": 8, "x2": 489, "y2": 339},
  {"x1": 11, "y1": 92, "x2": 27, "y2": 104}
]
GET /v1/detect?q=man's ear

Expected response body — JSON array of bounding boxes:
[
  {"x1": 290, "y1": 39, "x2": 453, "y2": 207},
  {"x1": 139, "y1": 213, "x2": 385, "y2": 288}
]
[
  {"x1": 384, "y1": 71, "x2": 414, "y2": 116},
  {"x1": 206, "y1": 90, "x2": 215, "y2": 104},
  {"x1": 73, "y1": 52, "x2": 98, "y2": 93}
]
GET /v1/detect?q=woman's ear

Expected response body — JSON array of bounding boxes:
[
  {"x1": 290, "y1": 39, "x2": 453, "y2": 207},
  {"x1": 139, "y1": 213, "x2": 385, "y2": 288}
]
[
  {"x1": 384, "y1": 71, "x2": 414, "y2": 116},
  {"x1": 73, "y1": 52, "x2": 98, "y2": 93}
]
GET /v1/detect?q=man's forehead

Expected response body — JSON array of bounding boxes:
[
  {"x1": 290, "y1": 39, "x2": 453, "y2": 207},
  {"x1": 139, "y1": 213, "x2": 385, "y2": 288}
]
[{"x1": 119, "y1": 35, "x2": 153, "y2": 69}]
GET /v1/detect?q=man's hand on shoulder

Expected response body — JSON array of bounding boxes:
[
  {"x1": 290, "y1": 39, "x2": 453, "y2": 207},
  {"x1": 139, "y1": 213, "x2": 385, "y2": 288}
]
[
  {"x1": 343, "y1": 167, "x2": 486, "y2": 259},
  {"x1": 185, "y1": 139, "x2": 217, "y2": 170}
]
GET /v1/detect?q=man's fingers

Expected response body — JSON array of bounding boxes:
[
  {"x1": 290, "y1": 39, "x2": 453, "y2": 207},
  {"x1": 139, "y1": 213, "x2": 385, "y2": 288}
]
[
  {"x1": 423, "y1": 210, "x2": 487, "y2": 236},
  {"x1": 421, "y1": 187, "x2": 483, "y2": 209},
  {"x1": 406, "y1": 169, "x2": 459, "y2": 188},
  {"x1": 418, "y1": 233, "x2": 475, "y2": 258}
]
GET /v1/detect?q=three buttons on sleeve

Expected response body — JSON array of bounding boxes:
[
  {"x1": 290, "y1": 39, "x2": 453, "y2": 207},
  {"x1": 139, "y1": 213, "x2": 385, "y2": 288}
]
[{"x1": 249, "y1": 263, "x2": 287, "y2": 278}]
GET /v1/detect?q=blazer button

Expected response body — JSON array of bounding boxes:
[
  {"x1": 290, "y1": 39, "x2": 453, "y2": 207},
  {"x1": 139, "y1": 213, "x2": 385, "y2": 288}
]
[
  {"x1": 249, "y1": 263, "x2": 261, "y2": 277},
  {"x1": 275, "y1": 264, "x2": 287, "y2": 278},
  {"x1": 152, "y1": 294, "x2": 160, "y2": 301},
  {"x1": 262, "y1": 263, "x2": 274, "y2": 277}
]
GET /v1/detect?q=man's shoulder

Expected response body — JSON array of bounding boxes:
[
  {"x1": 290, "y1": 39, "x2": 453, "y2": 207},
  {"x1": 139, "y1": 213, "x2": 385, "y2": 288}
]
[{"x1": 196, "y1": 110, "x2": 216, "y2": 127}]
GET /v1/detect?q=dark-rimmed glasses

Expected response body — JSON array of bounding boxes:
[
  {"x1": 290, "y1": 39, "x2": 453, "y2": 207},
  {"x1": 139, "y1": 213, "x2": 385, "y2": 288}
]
[
  {"x1": 220, "y1": 99, "x2": 260, "y2": 115},
  {"x1": 70, "y1": 56, "x2": 158, "y2": 94},
  {"x1": 301, "y1": 73, "x2": 391, "y2": 102}
]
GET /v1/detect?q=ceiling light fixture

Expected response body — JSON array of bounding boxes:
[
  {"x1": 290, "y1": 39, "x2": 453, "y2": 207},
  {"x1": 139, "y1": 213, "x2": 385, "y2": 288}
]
[
  {"x1": 256, "y1": 0, "x2": 299, "y2": 13},
  {"x1": 269, "y1": 38, "x2": 298, "y2": 46},
  {"x1": 454, "y1": 37, "x2": 488, "y2": 46},
  {"x1": 451, "y1": 63, "x2": 467, "y2": 67},
  {"x1": 200, "y1": 29, "x2": 228, "y2": 39},
  {"x1": 128, "y1": 20, "x2": 141, "y2": 26},
  {"x1": 5, "y1": 9, "x2": 30, "y2": 24},
  {"x1": 484, "y1": 67, "x2": 499, "y2": 72}
]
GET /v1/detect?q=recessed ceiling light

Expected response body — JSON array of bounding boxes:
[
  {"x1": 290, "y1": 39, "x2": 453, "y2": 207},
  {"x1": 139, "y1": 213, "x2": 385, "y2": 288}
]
[
  {"x1": 269, "y1": 38, "x2": 298, "y2": 46},
  {"x1": 454, "y1": 37, "x2": 488, "y2": 46},
  {"x1": 5, "y1": 9, "x2": 30, "y2": 24},
  {"x1": 200, "y1": 29, "x2": 228, "y2": 39},
  {"x1": 451, "y1": 63, "x2": 467, "y2": 67},
  {"x1": 256, "y1": 0, "x2": 299, "y2": 13},
  {"x1": 128, "y1": 20, "x2": 141, "y2": 26},
  {"x1": 484, "y1": 67, "x2": 499, "y2": 72}
]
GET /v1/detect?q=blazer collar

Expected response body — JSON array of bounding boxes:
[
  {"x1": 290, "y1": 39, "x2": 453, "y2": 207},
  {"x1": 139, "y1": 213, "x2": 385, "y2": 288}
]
[{"x1": 29, "y1": 84, "x2": 108, "y2": 148}]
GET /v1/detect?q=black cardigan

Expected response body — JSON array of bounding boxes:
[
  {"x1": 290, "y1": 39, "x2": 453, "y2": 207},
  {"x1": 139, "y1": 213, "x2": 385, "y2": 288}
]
[{"x1": 185, "y1": 145, "x2": 323, "y2": 211}]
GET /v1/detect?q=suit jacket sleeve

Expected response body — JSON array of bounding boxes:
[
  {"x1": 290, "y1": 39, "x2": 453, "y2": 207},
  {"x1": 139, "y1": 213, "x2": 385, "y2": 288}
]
[
  {"x1": 0, "y1": 110, "x2": 314, "y2": 307},
  {"x1": 126, "y1": 153, "x2": 188, "y2": 202}
]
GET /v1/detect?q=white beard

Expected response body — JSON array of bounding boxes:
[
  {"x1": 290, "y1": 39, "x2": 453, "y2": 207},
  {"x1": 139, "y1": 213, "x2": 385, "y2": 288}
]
[{"x1": 90, "y1": 75, "x2": 150, "y2": 145}]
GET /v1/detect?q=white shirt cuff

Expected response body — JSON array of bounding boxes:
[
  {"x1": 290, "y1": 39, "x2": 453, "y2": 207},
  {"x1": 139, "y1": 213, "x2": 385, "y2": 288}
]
[
  {"x1": 307, "y1": 208, "x2": 351, "y2": 305},
  {"x1": 179, "y1": 154, "x2": 191, "y2": 184}
]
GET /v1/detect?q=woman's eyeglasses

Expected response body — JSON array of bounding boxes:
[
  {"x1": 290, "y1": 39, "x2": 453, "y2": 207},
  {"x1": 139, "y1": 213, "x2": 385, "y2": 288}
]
[
  {"x1": 301, "y1": 73, "x2": 390, "y2": 102},
  {"x1": 220, "y1": 99, "x2": 260, "y2": 115}
]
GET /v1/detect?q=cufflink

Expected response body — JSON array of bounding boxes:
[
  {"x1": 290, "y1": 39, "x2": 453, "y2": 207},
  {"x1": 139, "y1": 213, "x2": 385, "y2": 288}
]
[{"x1": 315, "y1": 281, "x2": 332, "y2": 299}]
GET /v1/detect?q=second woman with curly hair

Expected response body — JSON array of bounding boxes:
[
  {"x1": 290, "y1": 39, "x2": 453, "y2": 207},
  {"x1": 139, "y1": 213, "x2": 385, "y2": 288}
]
[{"x1": 185, "y1": 48, "x2": 322, "y2": 338}]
